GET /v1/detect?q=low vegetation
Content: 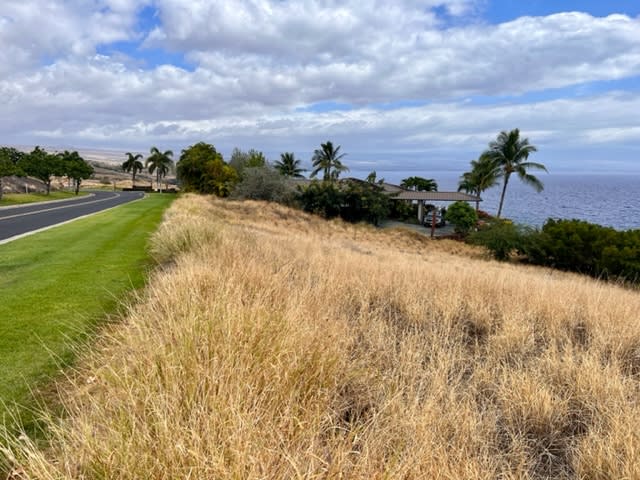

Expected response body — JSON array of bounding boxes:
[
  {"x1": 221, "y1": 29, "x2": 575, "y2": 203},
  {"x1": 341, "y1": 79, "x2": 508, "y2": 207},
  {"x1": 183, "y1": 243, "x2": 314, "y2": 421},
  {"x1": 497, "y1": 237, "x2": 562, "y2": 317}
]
[
  {"x1": 471, "y1": 218, "x2": 640, "y2": 284},
  {"x1": 0, "y1": 191, "x2": 86, "y2": 207},
  {"x1": 4, "y1": 195, "x2": 640, "y2": 479},
  {"x1": 0, "y1": 194, "x2": 173, "y2": 434}
]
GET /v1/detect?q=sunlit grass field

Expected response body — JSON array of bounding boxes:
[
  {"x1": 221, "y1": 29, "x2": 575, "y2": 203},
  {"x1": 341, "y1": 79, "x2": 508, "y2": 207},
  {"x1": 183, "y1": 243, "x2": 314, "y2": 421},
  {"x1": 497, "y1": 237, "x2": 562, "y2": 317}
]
[
  {"x1": 0, "y1": 194, "x2": 173, "y2": 432},
  {"x1": 5, "y1": 194, "x2": 640, "y2": 479}
]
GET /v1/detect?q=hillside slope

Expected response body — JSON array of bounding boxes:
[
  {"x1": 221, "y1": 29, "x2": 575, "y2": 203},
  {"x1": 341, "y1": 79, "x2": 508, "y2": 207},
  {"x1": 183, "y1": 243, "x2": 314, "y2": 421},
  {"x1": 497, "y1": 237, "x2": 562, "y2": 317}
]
[{"x1": 6, "y1": 195, "x2": 640, "y2": 479}]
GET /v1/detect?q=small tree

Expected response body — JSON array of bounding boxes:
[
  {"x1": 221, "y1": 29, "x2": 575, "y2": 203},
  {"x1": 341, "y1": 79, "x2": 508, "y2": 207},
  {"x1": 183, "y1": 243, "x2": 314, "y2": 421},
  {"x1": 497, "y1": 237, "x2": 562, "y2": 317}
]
[
  {"x1": 0, "y1": 147, "x2": 23, "y2": 201},
  {"x1": 229, "y1": 148, "x2": 267, "y2": 179},
  {"x1": 62, "y1": 151, "x2": 94, "y2": 194},
  {"x1": 204, "y1": 157, "x2": 239, "y2": 197},
  {"x1": 298, "y1": 181, "x2": 344, "y2": 218},
  {"x1": 341, "y1": 179, "x2": 390, "y2": 226},
  {"x1": 469, "y1": 221, "x2": 527, "y2": 260},
  {"x1": 445, "y1": 201, "x2": 478, "y2": 235}
]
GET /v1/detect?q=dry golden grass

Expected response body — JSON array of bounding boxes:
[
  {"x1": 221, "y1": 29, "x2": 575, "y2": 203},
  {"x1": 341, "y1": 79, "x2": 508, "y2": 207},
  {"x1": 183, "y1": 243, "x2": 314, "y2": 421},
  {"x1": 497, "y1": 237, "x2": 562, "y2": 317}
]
[{"x1": 4, "y1": 194, "x2": 640, "y2": 479}]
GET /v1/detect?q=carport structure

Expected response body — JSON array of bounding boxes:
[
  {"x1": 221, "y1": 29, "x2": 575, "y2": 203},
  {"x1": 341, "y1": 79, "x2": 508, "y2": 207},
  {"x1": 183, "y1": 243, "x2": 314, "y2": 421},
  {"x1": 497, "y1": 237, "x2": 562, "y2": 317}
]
[{"x1": 384, "y1": 184, "x2": 482, "y2": 223}]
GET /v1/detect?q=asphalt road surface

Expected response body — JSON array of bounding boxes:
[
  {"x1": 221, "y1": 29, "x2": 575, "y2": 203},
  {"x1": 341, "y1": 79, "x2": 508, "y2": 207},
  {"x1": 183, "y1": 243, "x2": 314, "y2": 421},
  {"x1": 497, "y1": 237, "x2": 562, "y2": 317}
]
[{"x1": 0, "y1": 191, "x2": 145, "y2": 243}]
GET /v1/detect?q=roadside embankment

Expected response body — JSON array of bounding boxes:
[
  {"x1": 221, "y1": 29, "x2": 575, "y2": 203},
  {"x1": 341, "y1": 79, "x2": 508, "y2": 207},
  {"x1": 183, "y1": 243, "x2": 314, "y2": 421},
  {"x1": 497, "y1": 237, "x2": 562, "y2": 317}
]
[{"x1": 5, "y1": 194, "x2": 640, "y2": 479}]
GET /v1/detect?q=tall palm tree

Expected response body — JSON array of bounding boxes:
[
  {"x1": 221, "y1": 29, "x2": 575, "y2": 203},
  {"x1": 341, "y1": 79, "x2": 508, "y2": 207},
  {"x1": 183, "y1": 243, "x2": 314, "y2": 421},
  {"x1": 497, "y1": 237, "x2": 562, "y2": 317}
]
[
  {"x1": 310, "y1": 141, "x2": 348, "y2": 181},
  {"x1": 274, "y1": 152, "x2": 305, "y2": 177},
  {"x1": 484, "y1": 129, "x2": 546, "y2": 218},
  {"x1": 122, "y1": 152, "x2": 144, "y2": 187},
  {"x1": 458, "y1": 154, "x2": 502, "y2": 211},
  {"x1": 146, "y1": 147, "x2": 174, "y2": 192}
]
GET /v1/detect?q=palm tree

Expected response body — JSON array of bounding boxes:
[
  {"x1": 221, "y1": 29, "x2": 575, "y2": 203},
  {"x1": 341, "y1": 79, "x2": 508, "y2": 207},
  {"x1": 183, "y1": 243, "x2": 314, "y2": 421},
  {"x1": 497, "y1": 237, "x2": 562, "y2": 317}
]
[
  {"x1": 310, "y1": 141, "x2": 348, "y2": 181},
  {"x1": 274, "y1": 152, "x2": 305, "y2": 177},
  {"x1": 458, "y1": 154, "x2": 502, "y2": 211},
  {"x1": 484, "y1": 129, "x2": 546, "y2": 218},
  {"x1": 146, "y1": 147, "x2": 174, "y2": 192},
  {"x1": 122, "y1": 152, "x2": 144, "y2": 187}
]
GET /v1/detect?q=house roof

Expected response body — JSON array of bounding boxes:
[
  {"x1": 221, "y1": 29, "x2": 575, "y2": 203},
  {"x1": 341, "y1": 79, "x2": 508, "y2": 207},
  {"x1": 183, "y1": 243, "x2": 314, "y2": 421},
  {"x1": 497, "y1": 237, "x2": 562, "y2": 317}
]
[{"x1": 393, "y1": 190, "x2": 481, "y2": 202}]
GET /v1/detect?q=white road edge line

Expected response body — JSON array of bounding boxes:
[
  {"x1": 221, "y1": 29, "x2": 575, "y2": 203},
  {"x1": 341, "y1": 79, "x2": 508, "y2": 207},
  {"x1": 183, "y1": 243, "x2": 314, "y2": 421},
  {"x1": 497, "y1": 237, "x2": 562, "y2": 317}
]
[{"x1": 0, "y1": 194, "x2": 146, "y2": 246}]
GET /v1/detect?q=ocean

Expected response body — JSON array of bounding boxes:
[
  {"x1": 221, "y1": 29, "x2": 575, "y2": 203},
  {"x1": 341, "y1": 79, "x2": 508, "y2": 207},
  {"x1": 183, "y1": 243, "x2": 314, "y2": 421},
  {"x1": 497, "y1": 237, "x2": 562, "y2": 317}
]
[{"x1": 434, "y1": 173, "x2": 640, "y2": 231}]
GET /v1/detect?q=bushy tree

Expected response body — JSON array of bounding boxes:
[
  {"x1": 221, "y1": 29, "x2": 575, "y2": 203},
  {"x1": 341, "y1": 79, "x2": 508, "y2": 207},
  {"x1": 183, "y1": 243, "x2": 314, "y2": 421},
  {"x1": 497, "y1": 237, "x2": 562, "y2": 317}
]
[
  {"x1": 18, "y1": 146, "x2": 65, "y2": 194},
  {"x1": 340, "y1": 179, "x2": 391, "y2": 226},
  {"x1": 445, "y1": 201, "x2": 478, "y2": 235},
  {"x1": 298, "y1": 181, "x2": 344, "y2": 219},
  {"x1": 61, "y1": 151, "x2": 94, "y2": 194},
  {"x1": 176, "y1": 142, "x2": 238, "y2": 196}
]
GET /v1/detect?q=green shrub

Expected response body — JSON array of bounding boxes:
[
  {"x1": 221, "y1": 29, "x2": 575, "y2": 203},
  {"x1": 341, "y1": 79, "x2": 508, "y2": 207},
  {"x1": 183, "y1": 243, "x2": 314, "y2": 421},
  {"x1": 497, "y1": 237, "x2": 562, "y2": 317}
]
[
  {"x1": 297, "y1": 181, "x2": 344, "y2": 219},
  {"x1": 230, "y1": 166, "x2": 296, "y2": 204},
  {"x1": 523, "y1": 219, "x2": 640, "y2": 283},
  {"x1": 445, "y1": 201, "x2": 477, "y2": 235},
  {"x1": 469, "y1": 221, "x2": 529, "y2": 260},
  {"x1": 297, "y1": 180, "x2": 390, "y2": 225}
]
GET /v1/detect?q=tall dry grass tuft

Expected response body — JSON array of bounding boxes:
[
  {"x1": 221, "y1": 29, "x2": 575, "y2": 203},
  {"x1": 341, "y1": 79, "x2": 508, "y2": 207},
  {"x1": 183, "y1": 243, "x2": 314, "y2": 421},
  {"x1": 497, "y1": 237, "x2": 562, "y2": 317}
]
[{"x1": 5, "y1": 194, "x2": 640, "y2": 479}]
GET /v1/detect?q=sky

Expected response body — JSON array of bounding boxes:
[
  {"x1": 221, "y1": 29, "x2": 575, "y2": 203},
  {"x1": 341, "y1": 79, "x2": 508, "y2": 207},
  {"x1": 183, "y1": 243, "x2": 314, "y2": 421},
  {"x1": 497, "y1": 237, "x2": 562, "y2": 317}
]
[{"x1": 1, "y1": 0, "x2": 640, "y2": 180}]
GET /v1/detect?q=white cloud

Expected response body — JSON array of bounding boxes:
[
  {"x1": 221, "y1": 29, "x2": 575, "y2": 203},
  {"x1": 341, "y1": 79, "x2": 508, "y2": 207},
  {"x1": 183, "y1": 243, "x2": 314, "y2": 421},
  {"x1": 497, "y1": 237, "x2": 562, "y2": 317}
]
[
  {"x1": 1, "y1": 1, "x2": 640, "y2": 173},
  {"x1": 0, "y1": 0, "x2": 146, "y2": 75},
  {"x1": 145, "y1": 4, "x2": 640, "y2": 104}
]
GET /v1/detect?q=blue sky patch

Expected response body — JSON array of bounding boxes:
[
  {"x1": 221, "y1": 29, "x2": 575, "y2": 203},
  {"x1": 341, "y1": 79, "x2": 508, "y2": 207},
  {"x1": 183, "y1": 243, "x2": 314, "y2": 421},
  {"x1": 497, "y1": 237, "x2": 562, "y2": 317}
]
[
  {"x1": 481, "y1": 0, "x2": 640, "y2": 23},
  {"x1": 297, "y1": 101, "x2": 355, "y2": 113}
]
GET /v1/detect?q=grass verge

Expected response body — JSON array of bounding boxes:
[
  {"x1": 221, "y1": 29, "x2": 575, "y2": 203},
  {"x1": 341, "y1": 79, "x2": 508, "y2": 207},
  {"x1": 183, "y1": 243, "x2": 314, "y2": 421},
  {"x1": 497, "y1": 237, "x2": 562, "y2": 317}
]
[
  {"x1": 0, "y1": 191, "x2": 88, "y2": 207},
  {"x1": 0, "y1": 193, "x2": 173, "y2": 431},
  {"x1": 4, "y1": 195, "x2": 640, "y2": 479}
]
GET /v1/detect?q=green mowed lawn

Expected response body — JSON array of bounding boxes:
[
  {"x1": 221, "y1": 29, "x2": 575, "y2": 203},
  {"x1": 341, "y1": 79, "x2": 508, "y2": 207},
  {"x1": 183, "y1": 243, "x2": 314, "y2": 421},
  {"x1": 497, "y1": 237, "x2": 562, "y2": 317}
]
[
  {"x1": 0, "y1": 191, "x2": 88, "y2": 207},
  {"x1": 0, "y1": 193, "x2": 174, "y2": 427}
]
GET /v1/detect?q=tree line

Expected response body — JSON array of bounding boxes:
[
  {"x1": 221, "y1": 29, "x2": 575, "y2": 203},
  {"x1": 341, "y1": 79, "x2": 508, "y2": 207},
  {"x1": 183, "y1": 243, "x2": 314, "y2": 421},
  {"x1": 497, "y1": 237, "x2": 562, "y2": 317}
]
[{"x1": 0, "y1": 146, "x2": 94, "y2": 200}]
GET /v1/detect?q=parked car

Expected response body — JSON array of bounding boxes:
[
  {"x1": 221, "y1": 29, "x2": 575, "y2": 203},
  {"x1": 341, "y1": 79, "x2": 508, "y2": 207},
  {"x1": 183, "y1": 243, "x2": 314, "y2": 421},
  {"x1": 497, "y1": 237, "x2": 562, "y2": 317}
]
[{"x1": 422, "y1": 210, "x2": 446, "y2": 228}]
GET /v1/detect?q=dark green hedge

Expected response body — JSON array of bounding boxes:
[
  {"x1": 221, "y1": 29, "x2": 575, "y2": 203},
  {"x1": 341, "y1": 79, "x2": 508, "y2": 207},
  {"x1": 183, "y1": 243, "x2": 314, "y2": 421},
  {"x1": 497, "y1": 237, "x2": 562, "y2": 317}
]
[
  {"x1": 528, "y1": 219, "x2": 640, "y2": 282},
  {"x1": 470, "y1": 218, "x2": 640, "y2": 284}
]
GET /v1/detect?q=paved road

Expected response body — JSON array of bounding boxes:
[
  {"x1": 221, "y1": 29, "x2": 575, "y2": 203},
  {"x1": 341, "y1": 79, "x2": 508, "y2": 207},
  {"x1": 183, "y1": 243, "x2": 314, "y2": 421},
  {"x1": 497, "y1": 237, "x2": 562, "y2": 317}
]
[{"x1": 0, "y1": 191, "x2": 145, "y2": 243}]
